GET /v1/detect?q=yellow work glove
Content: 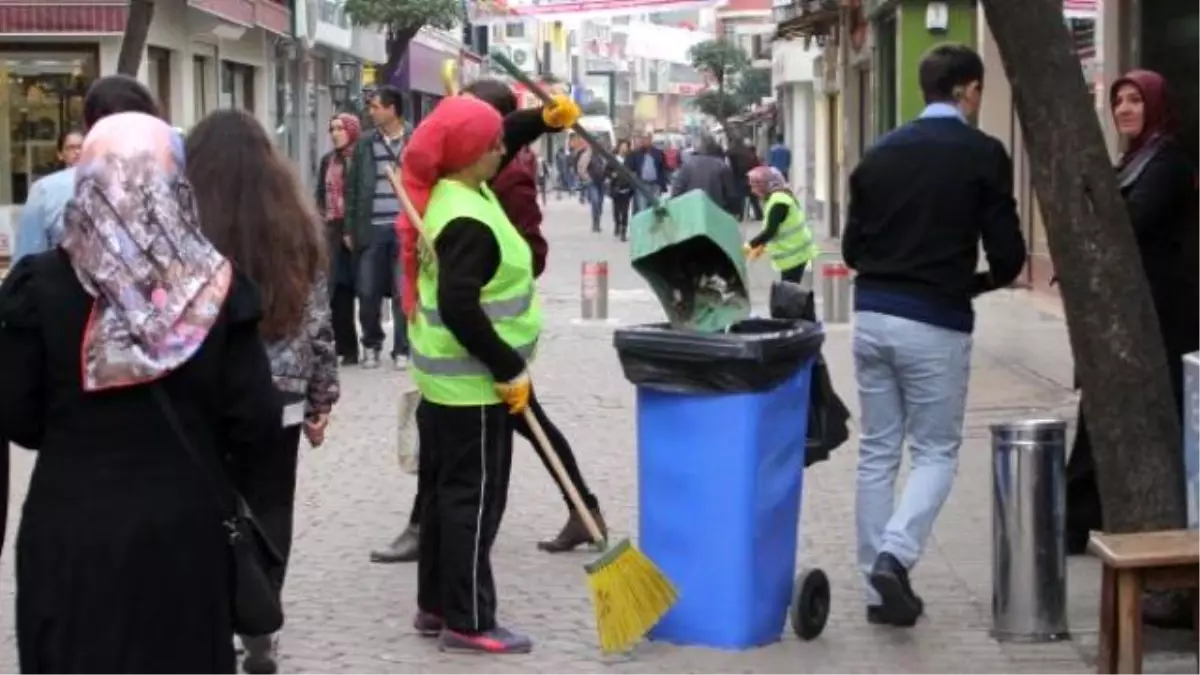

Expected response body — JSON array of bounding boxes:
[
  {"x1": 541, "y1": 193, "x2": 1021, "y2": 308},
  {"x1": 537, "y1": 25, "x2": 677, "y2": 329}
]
[
  {"x1": 743, "y1": 243, "x2": 765, "y2": 260},
  {"x1": 494, "y1": 371, "x2": 532, "y2": 415},
  {"x1": 542, "y1": 94, "x2": 582, "y2": 130}
]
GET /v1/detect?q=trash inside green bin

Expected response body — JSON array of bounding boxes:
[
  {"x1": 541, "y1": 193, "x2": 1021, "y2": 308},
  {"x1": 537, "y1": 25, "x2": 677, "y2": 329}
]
[{"x1": 629, "y1": 189, "x2": 751, "y2": 333}]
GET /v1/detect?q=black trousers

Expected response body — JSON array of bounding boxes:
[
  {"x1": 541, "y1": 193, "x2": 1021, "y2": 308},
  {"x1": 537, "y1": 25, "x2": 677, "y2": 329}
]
[
  {"x1": 0, "y1": 440, "x2": 7, "y2": 558},
  {"x1": 416, "y1": 400, "x2": 514, "y2": 634},
  {"x1": 331, "y1": 284, "x2": 358, "y2": 359},
  {"x1": 229, "y1": 424, "x2": 303, "y2": 600},
  {"x1": 406, "y1": 392, "x2": 598, "y2": 526},
  {"x1": 611, "y1": 194, "x2": 632, "y2": 237},
  {"x1": 781, "y1": 262, "x2": 808, "y2": 284}
]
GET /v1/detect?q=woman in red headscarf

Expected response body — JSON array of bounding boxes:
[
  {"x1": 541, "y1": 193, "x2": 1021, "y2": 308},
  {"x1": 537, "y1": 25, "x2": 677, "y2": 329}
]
[
  {"x1": 398, "y1": 94, "x2": 565, "y2": 654},
  {"x1": 1066, "y1": 70, "x2": 1199, "y2": 557},
  {"x1": 317, "y1": 112, "x2": 362, "y2": 364}
]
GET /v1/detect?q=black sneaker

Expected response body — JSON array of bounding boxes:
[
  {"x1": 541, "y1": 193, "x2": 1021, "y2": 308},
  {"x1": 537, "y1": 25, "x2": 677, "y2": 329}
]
[
  {"x1": 868, "y1": 552, "x2": 924, "y2": 627},
  {"x1": 439, "y1": 626, "x2": 533, "y2": 654},
  {"x1": 413, "y1": 610, "x2": 444, "y2": 637}
]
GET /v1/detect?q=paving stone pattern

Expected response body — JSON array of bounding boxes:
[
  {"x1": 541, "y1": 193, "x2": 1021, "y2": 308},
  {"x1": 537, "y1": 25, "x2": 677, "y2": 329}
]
[{"x1": 0, "y1": 199, "x2": 1190, "y2": 673}]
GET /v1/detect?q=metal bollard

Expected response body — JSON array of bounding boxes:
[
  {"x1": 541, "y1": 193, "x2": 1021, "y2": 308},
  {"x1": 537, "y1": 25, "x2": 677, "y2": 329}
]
[
  {"x1": 580, "y1": 261, "x2": 609, "y2": 320},
  {"x1": 990, "y1": 419, "x2": 1070, "y2": 643},
  {"x1": 820, "y1": 261, "x2": 852, "y2": 324},
  {"x1": 1184, "y1": 353, "x2": 1199, "y2": 528}
]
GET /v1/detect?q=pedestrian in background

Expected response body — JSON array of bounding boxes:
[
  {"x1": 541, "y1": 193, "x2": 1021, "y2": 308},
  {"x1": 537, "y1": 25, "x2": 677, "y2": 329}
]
[
  {"x1": 0, "y1": 112, "x2": 279, "y2": 673},
  {"x1": 624, "y1": 132, "x2": 668, "y2": 214},
  {"x1": 670, "y1": 133, "x2": 739, "y2": 217},
  {"x1": 344, "y1": 85, "x2": 409, "y2": 370},
  {"x1": 1065, "y1": 69, "x2": 1200, "y2": 562},
  {"x1": 768, "y1": 133, "x2": 792, "y2": 181},
  {"x1": 316, "y1": 113, "x2": 362, "y2": 365},
  {"x1": 609, "y1": 139, "x2": 635, "y2": 241},
  {"x1": 187, "y1": 109, "x2": 342, "y2": 674},
  {"x1": 744, "y1": 165, "x2": 816, "y2": 283},
  {"x1": 843, "y1": 43, "x2": 1025, "y2": 628},
  {"x1": 727, "y1": 137, "x2": 762, "y2": 221}
]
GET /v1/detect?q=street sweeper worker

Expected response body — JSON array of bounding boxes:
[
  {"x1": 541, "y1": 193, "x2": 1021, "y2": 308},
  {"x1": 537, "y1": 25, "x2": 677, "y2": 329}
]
[
  {"x1": 397, "y1": 93, "x2": 578, "y2": 655},
  {"x1": 743, "y1": 165, "x2": 817, "y2": 284}
]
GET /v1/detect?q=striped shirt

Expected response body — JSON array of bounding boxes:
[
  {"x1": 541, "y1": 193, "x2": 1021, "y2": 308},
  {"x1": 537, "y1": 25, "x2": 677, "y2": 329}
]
[{"x1": 371, "y1": 131, "x2": 405, "y2": 228}]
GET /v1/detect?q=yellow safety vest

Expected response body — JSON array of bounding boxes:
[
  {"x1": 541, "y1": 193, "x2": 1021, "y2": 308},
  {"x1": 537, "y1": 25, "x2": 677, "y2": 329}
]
[
  {"x1": 409, "y1": 180, "x2": 543, "y2": 406},
  {"x1": 763, "y1": 191, "x2": 817, "y2": 272}
]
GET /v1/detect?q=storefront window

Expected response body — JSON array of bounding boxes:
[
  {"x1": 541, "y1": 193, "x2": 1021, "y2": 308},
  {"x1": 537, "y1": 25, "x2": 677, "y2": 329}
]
[
  {"x1": 147, "y1": 47, "x2": 172, "y2": 123},
  {"x1": 220, "y1": 60, "x2": 255, "y2": 112},
  {"x1": 0, "y1": 50, "x2": 97, "y2": 206}
]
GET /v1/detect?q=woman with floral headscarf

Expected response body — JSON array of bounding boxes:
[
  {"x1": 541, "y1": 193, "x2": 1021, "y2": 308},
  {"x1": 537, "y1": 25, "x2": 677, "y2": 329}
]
[
  {"x1": 316, "y1": 112, "x2": 362, "y2": 364},
  {"x1": 0, "y1": 112, "x2": 279, "y2": 673},
  {"x1": 1065, "y1": 70, "x2": 1200, "y2": 556},
  {"x1": 744, "y1": 165, "x2": 818, "y2": 284}
]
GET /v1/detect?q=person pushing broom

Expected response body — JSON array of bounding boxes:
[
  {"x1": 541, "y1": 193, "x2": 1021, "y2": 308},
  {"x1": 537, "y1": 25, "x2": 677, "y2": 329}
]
[{"x1": 394, "y1": 93, "x2": 582, "y2": 654}]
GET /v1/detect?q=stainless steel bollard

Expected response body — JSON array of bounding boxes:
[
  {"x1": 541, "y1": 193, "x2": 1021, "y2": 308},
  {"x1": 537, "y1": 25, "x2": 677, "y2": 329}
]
[
  {"x1": 820, "y1": 261, "x2": 852, "y2": 324},
  {"x1": 580, "y1": 261, "x2": 609, "y2": 320},
  {"x1": 990, "y1": 419, "x2": 1070, "y2": 643}
]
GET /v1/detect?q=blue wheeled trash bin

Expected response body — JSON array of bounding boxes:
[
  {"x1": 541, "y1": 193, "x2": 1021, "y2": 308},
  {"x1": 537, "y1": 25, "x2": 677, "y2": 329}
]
[{"x1": 613, "y1": 318, "x2": 828, "y2": 650}]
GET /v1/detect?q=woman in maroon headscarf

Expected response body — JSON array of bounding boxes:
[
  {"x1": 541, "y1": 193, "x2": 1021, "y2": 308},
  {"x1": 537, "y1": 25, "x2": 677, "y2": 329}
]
[
  {"x1": 1066, "y1": 70, "x2": 1199, "y2": 554},
  {"x1": 316, "y1": 112, "x2": 362, "y2": 364}
]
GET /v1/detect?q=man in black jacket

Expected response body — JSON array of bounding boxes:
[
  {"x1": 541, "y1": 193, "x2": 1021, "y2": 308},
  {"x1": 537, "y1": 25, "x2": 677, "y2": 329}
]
[
  {"x1": 623, "y1": 132, "x2": 668, "y2": 214},
  {"x1": 843, "y1": 44, "x2": 1026, "y2": 628}
]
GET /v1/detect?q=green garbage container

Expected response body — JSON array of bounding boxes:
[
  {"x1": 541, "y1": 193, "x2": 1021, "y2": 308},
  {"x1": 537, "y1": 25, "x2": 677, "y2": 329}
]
[{"x1": 629, "y1": 189, "x2": 751, "y2": 333}]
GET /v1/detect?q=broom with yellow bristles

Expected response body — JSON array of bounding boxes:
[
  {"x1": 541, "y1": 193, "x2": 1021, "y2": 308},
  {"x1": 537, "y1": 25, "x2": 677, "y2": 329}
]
[
  {"x1": 519, "y1": 409, "x2": 678, "y2": 654},
  {"x1": 385, "y1": 114, "x2": 678, "y2": 653}
]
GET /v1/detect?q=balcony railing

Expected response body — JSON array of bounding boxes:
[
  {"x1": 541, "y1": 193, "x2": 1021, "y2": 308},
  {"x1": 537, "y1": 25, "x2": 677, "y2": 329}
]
[{"x1": 772, "y1": 0, "x2": 839, "y2": 28}]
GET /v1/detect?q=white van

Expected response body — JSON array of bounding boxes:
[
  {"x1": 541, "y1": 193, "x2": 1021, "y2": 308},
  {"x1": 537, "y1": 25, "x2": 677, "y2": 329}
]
[{"x1": 568, "y1": 114, "x2": 616, "y2": 150}]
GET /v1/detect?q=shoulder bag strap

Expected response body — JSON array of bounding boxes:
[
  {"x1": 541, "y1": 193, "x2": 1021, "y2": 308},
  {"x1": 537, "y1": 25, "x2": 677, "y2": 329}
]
[{"x1": 150, "y1": 384, "x2": 242, "y2": 519}]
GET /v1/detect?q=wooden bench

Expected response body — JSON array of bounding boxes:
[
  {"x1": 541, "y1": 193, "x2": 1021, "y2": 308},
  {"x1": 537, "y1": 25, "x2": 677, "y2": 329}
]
[{"x1": 1089, "y1": 529, "x2": 1199, "y2": 674}]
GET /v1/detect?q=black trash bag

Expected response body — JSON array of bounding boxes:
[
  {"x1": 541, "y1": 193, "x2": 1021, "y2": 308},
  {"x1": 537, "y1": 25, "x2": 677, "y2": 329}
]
[
  {"x1": 612, "y1": 318, "x2": 824, "y2": 395},
  {"x1": 768, "y1": 281, "x2": 850, "y2": 466},
  {"x1": 805, "y1": 355, "x2": 851, "y2": 467},
  {"x1": 769, "y1": 280, "x2": 816, "y2": 322}
]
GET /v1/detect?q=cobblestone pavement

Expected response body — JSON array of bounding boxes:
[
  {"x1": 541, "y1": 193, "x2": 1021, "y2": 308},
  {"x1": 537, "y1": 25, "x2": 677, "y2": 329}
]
[{"x1": 0, "y1": 198, "x2": 1190, "y2": 673}]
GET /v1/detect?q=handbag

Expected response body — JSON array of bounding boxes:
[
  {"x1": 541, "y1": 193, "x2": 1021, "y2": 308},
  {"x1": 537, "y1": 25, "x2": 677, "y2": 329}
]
[{"x1": 151, "y1": 385, "x2": 285, "y2": 637}]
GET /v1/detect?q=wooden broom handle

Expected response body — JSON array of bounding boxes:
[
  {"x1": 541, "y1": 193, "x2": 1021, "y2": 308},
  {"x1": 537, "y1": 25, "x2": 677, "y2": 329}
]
[{"x1": 521, "y1": 408, "x2": 607, "y2": 545}]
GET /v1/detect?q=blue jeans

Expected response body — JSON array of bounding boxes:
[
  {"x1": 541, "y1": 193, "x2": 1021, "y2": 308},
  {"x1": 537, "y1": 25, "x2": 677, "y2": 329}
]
[
  {"x1": 633, "y1": 185, "x2": 661, "y2": 215},
  {"x1": 587, "y1": 182, "x2": 604, "y2": 230},
  {"x1": 356, "y1": 229, "x2": 408, "y2": 357},
  {"x1": 852, "y1": 310, "x2": 972, "y2": 604}
]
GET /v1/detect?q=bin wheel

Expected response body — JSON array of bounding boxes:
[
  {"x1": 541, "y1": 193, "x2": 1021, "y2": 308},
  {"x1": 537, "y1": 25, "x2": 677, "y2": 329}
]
[{"x1": 791, "y1": 567, "x2": 830, "y2": 641}]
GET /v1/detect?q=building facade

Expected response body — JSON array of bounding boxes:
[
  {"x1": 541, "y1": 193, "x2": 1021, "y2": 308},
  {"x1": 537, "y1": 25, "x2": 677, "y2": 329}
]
[{"x1": 0, "y1": 0, "x2": 292, "y2": 261}]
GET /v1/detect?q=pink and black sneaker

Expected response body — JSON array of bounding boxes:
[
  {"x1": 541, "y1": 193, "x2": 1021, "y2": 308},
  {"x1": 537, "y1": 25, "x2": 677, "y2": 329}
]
[
  {"x1": 439, "y1": 626, "x2": 533, "y2": 654},
  {"x1": 413, "y1": 611, "x2": 444, "y2": 638}
]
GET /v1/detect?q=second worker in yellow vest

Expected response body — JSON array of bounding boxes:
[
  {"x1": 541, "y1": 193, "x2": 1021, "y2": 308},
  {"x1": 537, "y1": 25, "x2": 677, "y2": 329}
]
[
  {"x1": 397, "y1": 93, "x2": 576, "y2": 655},
  {"x1": 744, "y1": 165, "x2": 818, "y2": 284}
]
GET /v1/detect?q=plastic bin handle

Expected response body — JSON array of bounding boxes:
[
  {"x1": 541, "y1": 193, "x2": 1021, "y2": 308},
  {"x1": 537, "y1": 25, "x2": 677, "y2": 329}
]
[{"x1": 488, "y1": 50, "x2": 664, "y2": 214}]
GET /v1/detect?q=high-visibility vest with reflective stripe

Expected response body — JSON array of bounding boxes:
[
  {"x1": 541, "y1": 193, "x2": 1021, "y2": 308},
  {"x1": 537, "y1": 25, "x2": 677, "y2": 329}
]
[
  {"x1": 763, "y1": 190, "x2": 817, "y2": 272},
  {"x1": 409, "y1": 179, "x2": 542, "y2": 406}
]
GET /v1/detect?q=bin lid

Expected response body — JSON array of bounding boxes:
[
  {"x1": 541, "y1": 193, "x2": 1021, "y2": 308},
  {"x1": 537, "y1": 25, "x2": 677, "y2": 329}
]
[{"x1": 628, "y1": 189, "x2": 751, "y2": 333}]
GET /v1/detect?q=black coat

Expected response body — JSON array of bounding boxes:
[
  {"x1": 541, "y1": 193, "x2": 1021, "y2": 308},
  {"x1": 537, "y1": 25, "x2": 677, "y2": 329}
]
[
  {"x1": 1119, "y1": 136, "x2": 1200, "y2": 371},
  {"x1": 0, "y1": 251, "x2": 279, "y2": 673}
]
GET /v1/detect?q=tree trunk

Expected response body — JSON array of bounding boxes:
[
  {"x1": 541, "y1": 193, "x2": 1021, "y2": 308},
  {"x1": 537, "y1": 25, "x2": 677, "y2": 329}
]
[
  {"x1": 380, "y1": 25, "x2": 423, "y2": 92},
  {"x1": 117, "y1": 0, "x2": 155, "y2": 77},
  {"x1": 716, "y1": 74, "x2": 726, "y2": 126},
  {"x1": 980, "y1": 0, "x2": 1186, "y2": 533}
]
